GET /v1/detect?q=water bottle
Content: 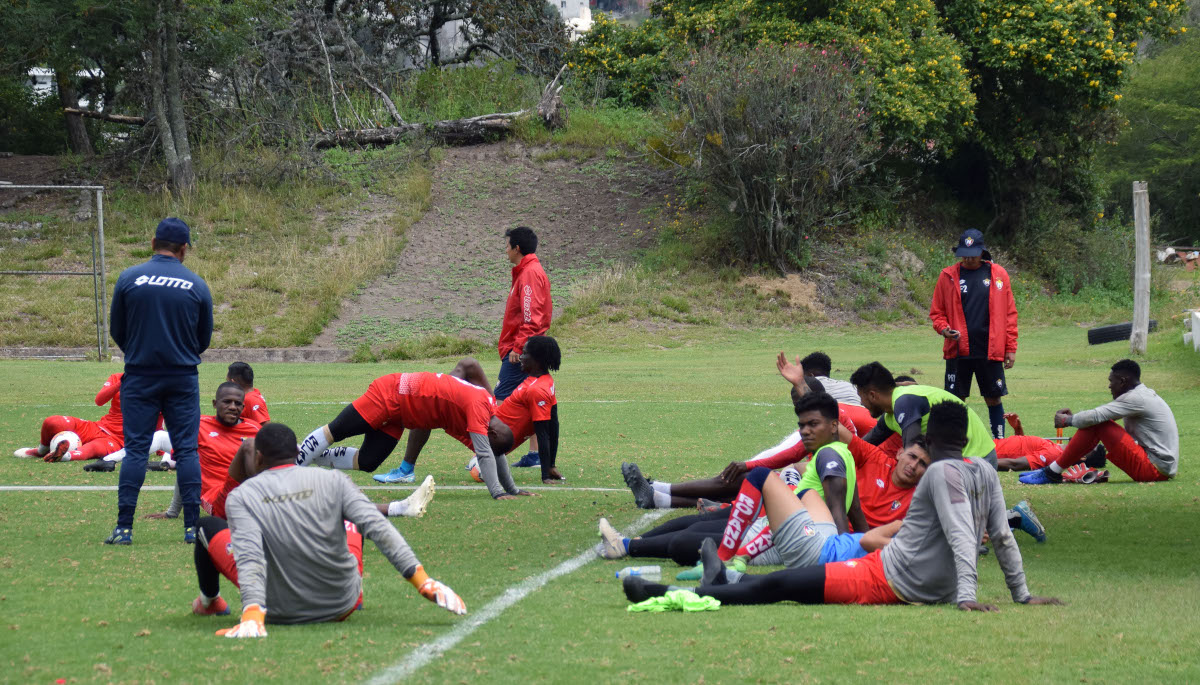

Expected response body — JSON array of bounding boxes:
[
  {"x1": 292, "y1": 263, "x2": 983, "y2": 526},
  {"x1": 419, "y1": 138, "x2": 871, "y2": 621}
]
[{"x1": 615, "y1": 566, "x2": 661, "y2": 581}]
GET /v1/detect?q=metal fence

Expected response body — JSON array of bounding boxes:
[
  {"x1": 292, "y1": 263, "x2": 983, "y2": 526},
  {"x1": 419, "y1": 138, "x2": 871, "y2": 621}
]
[{"x1": 0, "y1": 184, "x2": 108, "y2": 360}]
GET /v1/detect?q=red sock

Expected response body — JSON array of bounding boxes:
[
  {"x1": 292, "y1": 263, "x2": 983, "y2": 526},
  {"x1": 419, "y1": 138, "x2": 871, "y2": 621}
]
[
  {"x1": 737, "y1": 524, "x2": 774, "y2": 560},
  {"x1": 718, "y1": 468, "x2": 769, "y2": 561}
]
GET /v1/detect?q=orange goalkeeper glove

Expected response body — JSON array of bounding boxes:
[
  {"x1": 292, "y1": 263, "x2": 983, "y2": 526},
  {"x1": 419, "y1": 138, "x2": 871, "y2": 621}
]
[{"x1": 216, "y1": 604, "x2": 267, "y2": 638}]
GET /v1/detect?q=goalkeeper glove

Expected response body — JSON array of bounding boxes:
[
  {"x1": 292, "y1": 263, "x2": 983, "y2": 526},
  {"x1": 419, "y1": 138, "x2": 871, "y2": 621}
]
[
  {"x1": 216, "y1": 604, "x2": 267, "y2": 638},
  {"x1": 418, "y1": 578, "x2": 467, "y2": 615}
]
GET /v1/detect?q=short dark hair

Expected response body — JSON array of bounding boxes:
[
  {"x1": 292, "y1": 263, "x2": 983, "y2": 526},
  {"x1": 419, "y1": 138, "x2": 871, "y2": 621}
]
[
  {"x1": 800, "y1": 351, "x2": 832, "y2": 377},
  {"x1": 505, "y1": 226, "x2": 537, "y2": 255},
  {"x1": 227, "y1": 361, "x2": 254, "y2": 385},
  {"x1": 256, "y1": 422, "x2": 298, "y2": 463},
  {"x1": 152, "y1": 238, "x2": 184, "y2": 254},
  {"x1": 792, "y1": 391, "x2": 839, "y2": 421},
  {"x1": 1111, "y1": 359, "x2": 1141, "y2": 382},
  {"x1": 523, "y1": 335, "x2": 561, "y2": 372},
  {"x1": 849, "y1": 362, "x2": 895, "y2": 392},
  {"x1": 925, "y1": 401, "x2": 968, "y2": 451},
  {"x1": 894, "y1": 375, "x2": 916, "y2": 384},
  {"x1": 789, "y1": 377, "x2": 825, "y2": 409},
  {"x1": 216, "y1": 381, "x2": 245, "y2": 398}
]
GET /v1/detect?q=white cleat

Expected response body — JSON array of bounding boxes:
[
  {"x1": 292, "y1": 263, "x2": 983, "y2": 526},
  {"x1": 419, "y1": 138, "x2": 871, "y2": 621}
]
[
  {"x1": 597, "y1": 518, "x2": 627, "y2": 559},
  {"x1": 402, "y1": 475, "x2": 436, "y2": 518},
  {"x1": 14, "y1": 447, "x2": 41, "y2": 458}
]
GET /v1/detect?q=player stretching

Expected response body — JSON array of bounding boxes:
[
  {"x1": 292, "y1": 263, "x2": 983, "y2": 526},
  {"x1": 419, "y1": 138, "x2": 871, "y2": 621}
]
[
  {"x1": 296, "y1": 370, "x2": 529, "y2": 499},
  {"x1": 15, "y1": 373, "x2": 124, "y2": 462},
  {"x1": 191, "y1": 422, "x2": 463, "y2": 634},
  {"x1": 624, "y1": 402, "x2": 1063, "y2": 611},
  {"x1": 226, "y1": 362, "x2": 270, "y2": 425},
  {"x1": 1020, "y1": 359, "x2": 1178, "y2": 485}
]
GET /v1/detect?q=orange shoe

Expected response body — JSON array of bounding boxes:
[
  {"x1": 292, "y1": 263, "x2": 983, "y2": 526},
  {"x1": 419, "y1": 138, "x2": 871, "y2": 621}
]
[
  {"x1": 465, "y1": 457, "x2": 483, "y2": 483},
  {"x1": 193, "y1": 596, "x2": 231, "y2": 616}
]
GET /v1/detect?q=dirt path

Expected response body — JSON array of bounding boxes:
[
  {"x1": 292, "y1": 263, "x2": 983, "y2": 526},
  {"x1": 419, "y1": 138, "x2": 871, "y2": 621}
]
[{"x1": 312, "y1": 143, "x2": 675, "y2": 348}]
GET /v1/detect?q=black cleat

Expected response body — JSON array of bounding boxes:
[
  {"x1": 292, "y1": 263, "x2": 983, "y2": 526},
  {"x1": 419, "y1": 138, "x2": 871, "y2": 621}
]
[
  {"x1": 620, "y1": 462, "x2": 656, "y2": 509},
  {"x1": 623, "y1": 575, "x2": 656, "y2": 603},
  {"x1": 147, "y1": 460, "x2": 173, "y2": 472},
  {"x1": 699, "y1": 538, "x2": 728, "y2": 586},
  {"x1": 84, "y1": 460, "x2": 115, "y2": 473}
]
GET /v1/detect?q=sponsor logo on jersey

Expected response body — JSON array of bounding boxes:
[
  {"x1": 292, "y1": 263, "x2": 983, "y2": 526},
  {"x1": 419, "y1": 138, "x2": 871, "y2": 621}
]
[
  {"x1": 826, "y1": 461, "x2": 839, "y2": 471},
  {"x1": 209, "y1": 431, "x2": 219, "y2": 437},
  {"x1": 537, "y1": 400, "x2": 546, "y2": 407},
  {"x1": 133, "y1": 274, "x2": 195, "y2": 290},
  {"x1": 262, "y1": 489, "x2": 314, "y2": 504},
  {"x1": 252, "y1": 405, "x2": 260, "y2": 411},
  {"x1": 891, "y1": 500, "x2": 902, "y2": 510},
  {"x1": 845, "y1": 560, "x2": 858, "y2": 567},
  {"x1": 897, "y1": 412, "x2": 906, "y2": 424},
  {"x1": 982, "y1": 278, "x2": 991, "y2": 288},
  {"x1": 876, "y1": 478, "x2": 886, "y2": 488},
  {"x1": 802, "y1": 525, "x2": 815, "y2": 537},
  {"x1": 996, "y1": 280, "x2": 1004, "y2": 290}
]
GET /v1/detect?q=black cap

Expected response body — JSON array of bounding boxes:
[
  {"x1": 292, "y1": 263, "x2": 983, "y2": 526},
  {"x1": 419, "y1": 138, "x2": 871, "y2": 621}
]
[
  {"x1": 953, "y1": 228, "x2": 985, "y2": 258},
  {"x1": 155, "y1": 217, "x2": 191, "y2": 246}
]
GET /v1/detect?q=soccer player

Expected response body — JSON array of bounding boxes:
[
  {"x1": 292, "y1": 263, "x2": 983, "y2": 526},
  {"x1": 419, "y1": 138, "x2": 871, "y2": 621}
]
[
  {"x1": 226, "y1": 362, "x2": 270, "y2": 425},
  {"x1": 851, "y1": 361, "x2": 998, "y2": 466},
  {"x1": 1020, "y1": 359, "x2": 1179, "y2": 485},
  {"x1": 191, "y1": 422, "x2": 464, "y2": 633},
  {"x1": 491, "y1": 335, "x2": 562, "y2": 483},
  {"x1": 929, "y1": 228, "x2": 1019, "y2": 439},
  {"x1": 14, "y1": 373, "x2": 124, "y2": 462},
  {"x1": 295, "y1": 370, "x2": 529, "y2": 500},
  {"x1": 796, "y1": 351, "x2": 862, "y2": 406},
  {"x1": 497, "y1": 226, "x2": 552, "y2": 468},
  {"x1": 624, "y1": 402, "x2": 1063, "y2": 611}
]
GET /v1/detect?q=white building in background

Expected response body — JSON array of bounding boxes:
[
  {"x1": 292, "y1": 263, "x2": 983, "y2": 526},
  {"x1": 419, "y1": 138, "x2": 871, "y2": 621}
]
[
  {"x1": 556, "y1": 0, "x2": 592, "y2": 36},
  {"x1": 24, "y1": 67, "x2": 98, "y2": 108}
]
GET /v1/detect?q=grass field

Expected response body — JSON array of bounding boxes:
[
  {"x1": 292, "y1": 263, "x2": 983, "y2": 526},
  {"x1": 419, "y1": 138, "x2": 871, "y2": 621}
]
[{"x1": 2, "y1": 325, "x2": 1199, "y2": 683}]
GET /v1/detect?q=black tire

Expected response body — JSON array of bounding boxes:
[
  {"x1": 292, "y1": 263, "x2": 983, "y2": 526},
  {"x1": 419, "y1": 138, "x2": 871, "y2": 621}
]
[{"x1": 1087, "y1": 320, "x2": 1158, "y2": 345}]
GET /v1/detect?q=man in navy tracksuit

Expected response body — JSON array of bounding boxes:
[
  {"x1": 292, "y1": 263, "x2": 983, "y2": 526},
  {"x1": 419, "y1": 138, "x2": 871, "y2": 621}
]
[{"x1": 105, "y1": 218, "x2": 213, "y2": 545}]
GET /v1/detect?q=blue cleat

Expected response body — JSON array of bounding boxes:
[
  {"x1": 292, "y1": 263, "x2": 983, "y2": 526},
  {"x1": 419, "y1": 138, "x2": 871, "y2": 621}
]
[
  {"x1": 103, "y1": 527, "x2": 132, "y2": 545},
  {"x1": 184, "y1": 526, "x2": 197, "y2": 544},
  {"x1": 512, "y1": 452, "x2": 541, "y2": 468},
  {"x1": 1019, "y1": 467, "x2": 1061, "y2": 485},
  {"x1": 1011, "y1": 500, "x2": 1047, "y2": 542},
  {"x1": 373, "y1": 465, "x2": 415, "y2": 484}
]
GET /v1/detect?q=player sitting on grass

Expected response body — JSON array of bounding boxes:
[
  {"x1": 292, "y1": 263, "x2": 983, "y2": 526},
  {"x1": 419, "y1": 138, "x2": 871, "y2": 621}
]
[
  {"x1": 1020, "y1": 359, "x2": 1178, "y2": 485},
  {"x1": 14, "y1": 373, "x2": 124, "y2": 462},
  {"x1": 379, "y1": 337, "x2": 564, "y2": 486},
  {"x1": 191, "y1": 422, "x2": 462, "y2": 633},
  {"x1": 295, "y1": 367, "x2": 529, "y2": 500},
  {"x1": 619, "y1": 353, "x2": 875, "y2": 510},
  {"x1": 852, "y1": 361, "x2": 998, "y2": 466},
  {"x1": 624, "y1": 402, "x2": 1064, "y2": 611},
  {"x1": 226, "y1": 362, "x2": 270, "y2": 425}
]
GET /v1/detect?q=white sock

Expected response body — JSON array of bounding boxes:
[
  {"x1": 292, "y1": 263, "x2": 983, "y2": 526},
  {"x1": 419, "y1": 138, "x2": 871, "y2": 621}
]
[
  {"x1": 651, "y1": 481, "x2": 672, "y2": 494},
  {"x1": 1048, "y1": 462, "x2": 1064, "y2": 474},
  {"x1": 386, "y1": 500, "x2": 407, "y2": 517},
  {"x1": 297, "y1": 426, "x2": 332, "y2": 466},
  {"x1": 322, "y1": 446, "x2": 357, "y2": 470},
  {"x1": 150, "y1": 430, "x2": 173, "y2": 453},
  {"x1": 652, "y1": 490, "x2": 672, "y2": 508},
  {"x1": 201, "y1": 592, "x2": 220, "y2": 603},
  {"x1": 103, "y1": 448, "x2": 125, "y2": 463}
]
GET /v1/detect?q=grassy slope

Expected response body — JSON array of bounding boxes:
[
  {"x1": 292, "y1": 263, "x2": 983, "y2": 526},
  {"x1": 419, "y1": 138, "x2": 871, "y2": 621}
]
[{"x1": 1, "y1": 324, "x2": 1198, "y2": 683}]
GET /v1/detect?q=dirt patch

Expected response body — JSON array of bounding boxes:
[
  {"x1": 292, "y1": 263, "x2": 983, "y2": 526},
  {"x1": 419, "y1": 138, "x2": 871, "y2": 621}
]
[
  {"x1": 740, "y1": 274, "x2": 825, "y2": 314},
  {"x1": 0, "y1": 155, "x2": 75, "y2": 208},
  {"x1": 312, "y1": 143, "x2": 676, "y2": 348}
]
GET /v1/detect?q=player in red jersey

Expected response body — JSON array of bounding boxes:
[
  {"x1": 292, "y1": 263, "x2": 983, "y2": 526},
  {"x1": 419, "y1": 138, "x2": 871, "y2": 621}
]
[
  {"x1": 14, "y1": 373, "x2": 125, "y2": 462},
  {"x1": 295, "y1": 370, "x2": 527, "y2": 499},
  {"x1": 227, "y1": 362, "x2": 270, "y2": 425}
]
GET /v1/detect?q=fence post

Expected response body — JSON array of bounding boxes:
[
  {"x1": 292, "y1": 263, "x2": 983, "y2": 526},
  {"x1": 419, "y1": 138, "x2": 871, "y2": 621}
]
[{"x1": 1130, "y1": 181, "x2": 1151, "y2": 355}]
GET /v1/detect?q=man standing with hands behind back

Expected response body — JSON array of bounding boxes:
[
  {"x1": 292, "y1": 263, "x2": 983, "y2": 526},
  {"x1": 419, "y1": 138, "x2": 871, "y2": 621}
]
[
  {"x1": 106, "y1": 217, "x2": 213, "y2": 545},
  {"x1": 496, "y1": 226, "x2": 552, "y2": 469},
  {"x1": 929, "y1": 228, "x2": 1018, "y2": 440}
]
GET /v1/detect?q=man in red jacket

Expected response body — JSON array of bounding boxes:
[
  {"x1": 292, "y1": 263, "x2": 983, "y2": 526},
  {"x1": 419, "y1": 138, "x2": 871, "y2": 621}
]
[
  {"x1": 497, "y1": 226, "x2": 552, "y2": 468},
  {"x1": 929, "y1": 229, "x2": 1018, "y2": 440}
]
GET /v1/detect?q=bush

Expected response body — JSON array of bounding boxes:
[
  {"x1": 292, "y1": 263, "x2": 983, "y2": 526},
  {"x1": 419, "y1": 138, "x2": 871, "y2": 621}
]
[
  {"x1": 673, "y1": 42, "x2": 877, "y2": 269},
  {"x1": 0, "y1": 77, "x2": 68, "y2": 154}
]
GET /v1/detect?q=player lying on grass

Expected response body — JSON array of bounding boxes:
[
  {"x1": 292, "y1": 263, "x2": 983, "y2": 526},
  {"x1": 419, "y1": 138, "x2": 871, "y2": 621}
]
[
  {"x1": 1021, "y1": 359, "x2": 1179, "y2": 485},
  {"x1": 295, "y1": 366, "x2": 530, "y2": 499},
  {"x1": 191, "y1": 422, "x2": 461, "y2": 634},
  {"x1": 852, "y1": 361, "x2": 998, "y2": 466},
  {"x1": 619, "y1": 353, "x2": 875, "y2": 510},
  {"x1": 376, "y1": 336, "x2": 564, "y2": 485},
  {"x1": 624, "y1": 401, "x2": 1064, "y2": 611},
  {"x1": 14, "y1": 373, "x2": 124, "y2": 462},
  {"x1": 226, "y1": 361, "x2": 270, "y2": 425},
  {"x1": 991, "y1": 412, "x2": 1108, "y2": 475}
]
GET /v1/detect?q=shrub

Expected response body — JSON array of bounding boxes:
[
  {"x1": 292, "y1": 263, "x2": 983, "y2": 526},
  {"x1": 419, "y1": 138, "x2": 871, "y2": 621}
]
[{"x1": 673, "y1": 42, "x2": 877, "y2": 269}]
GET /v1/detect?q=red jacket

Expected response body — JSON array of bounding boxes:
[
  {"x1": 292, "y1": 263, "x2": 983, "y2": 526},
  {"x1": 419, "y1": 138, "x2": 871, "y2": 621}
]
[
  {"x1": 498, "y1": 254, "x2": 552, "y2": 357},
  {"x1": 929, "y1": 261, "x2": 1018, "y2": 361}
]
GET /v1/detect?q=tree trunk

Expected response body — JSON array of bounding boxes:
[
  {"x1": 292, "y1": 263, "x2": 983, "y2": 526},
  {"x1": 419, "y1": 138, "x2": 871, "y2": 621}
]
[
  {"x1": 311, "y1": 110, "x2": 528, "y2": 148},
  {"x1": 164, "y1": 0, "x2": 195, "y2": 192},
  {"x1": 149, "y1": 14, "x2": 180, "y2": 187},
  {"x1": 55, "y1": 71, "x2": 92, "y2": 156},
  {"x1": 62, "y1": 108, "x2": 146, "y2": 125},
  {"x1": 429, "y1": 3, "x2": 443, "y2": 66}
]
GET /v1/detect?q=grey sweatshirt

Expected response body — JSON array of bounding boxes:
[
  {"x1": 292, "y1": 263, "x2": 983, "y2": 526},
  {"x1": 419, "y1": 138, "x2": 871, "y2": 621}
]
[
  {"x1": 813, "y1": 376, "x2": 863, "y2": 407},
  {"x1": 1071, "y1": 383, "x2": 1179, "y2": 476},
  {"x1": 226, "y1": 465, "x2": 421, "y2": 624},
  {"x1": 881, "y1": 457, "x2": 1030, "y2": 605}
]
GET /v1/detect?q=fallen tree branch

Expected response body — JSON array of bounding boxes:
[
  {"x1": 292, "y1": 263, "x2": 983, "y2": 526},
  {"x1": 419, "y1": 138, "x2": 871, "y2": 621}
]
[
  {"x1": 311, "y1": 110, "x2": 528, "y2": 148},
  {"x1": 356, "y1": 75, "x2": 405, "y2": 125},
  {"x1": 62, "y1": 108, "x2": 146, "y2": 126}
]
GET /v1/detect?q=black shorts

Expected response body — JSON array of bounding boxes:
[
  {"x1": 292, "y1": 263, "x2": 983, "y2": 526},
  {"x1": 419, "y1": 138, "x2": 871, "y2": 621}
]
[{"x1": 945, "y1": 358, "x2": 1007, "y2": 399}]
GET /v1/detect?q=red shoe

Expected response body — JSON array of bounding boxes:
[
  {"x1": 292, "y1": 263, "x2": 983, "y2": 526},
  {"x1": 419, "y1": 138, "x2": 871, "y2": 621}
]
[
  {"x1": 44, "y1": 441, "x2": 72, "y2": 463},
  {"x1": 192, "y1": 596, "x2": 230, "y2": 616}
]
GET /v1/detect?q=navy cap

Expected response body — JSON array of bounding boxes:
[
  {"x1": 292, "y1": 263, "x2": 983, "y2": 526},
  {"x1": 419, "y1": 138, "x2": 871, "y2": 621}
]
[
  {"x1": 953, "y1": 228, "x2": 985, "y2": 257},
  {"x1": 155, "y1": 217, "x2": 191, "y2": 246}
]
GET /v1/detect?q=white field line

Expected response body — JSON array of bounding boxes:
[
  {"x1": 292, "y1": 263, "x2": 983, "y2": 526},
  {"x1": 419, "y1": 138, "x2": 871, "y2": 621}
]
[
  {"x1": 363, "y1": 510, "x2": 669, "y2": 685},
  {"x1": 0, "y1": 484, "x2": 626, "y2": 493},
  {"x1": 15, "y1": 399, "x2": 789, "y2": 409}
]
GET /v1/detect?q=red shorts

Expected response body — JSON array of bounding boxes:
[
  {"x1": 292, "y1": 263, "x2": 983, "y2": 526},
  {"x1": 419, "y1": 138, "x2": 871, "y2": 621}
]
[
  {"x1": 351, "y1": 374, "x2": 407, "y2": 440},
  {"x1": 206, "y1": 521, "x2": 366, "y2": 592},
  {"x1": 822, "y1": 549, "x2": 900, "y2": 605}
]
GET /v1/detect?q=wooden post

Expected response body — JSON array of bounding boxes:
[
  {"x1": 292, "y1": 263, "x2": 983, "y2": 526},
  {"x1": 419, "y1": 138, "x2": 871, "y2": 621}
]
[{"x1": 1131, "y1": 181, "x2": 1151, "y2": 355}]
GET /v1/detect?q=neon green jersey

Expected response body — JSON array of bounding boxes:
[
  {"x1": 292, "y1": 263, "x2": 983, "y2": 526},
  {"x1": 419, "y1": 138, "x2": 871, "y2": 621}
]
[
  {"x1": 882, "y1": 385, "x2": 994, "y2": 458},
  {"x1": 796, "y1": 440, "x2": 857, "y2": 513}
]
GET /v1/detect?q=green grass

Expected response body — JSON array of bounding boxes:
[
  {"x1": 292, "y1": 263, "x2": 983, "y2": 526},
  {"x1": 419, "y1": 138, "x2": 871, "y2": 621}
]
[{"x1": 1, "y1": 324, "x2": 1199, "y2": 682}]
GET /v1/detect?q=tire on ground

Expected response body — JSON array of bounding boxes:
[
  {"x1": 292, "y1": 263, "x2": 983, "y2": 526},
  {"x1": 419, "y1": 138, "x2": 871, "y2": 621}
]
[{"x1": 1086, "y1": 320, "x2": 1158, "y2": 345}]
